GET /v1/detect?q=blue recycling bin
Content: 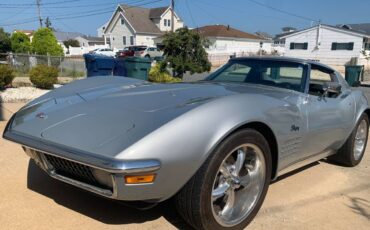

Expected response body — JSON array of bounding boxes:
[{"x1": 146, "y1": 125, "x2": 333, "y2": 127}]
[{"x1": 84, "y1": 54, "x2": 115, "y2": 77}]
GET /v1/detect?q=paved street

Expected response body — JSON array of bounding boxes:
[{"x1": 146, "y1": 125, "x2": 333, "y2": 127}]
[{"x1": 0, "y1": 119, "x2": 369, "y2": 230}]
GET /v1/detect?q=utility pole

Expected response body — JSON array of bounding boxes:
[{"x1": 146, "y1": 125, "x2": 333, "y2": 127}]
[
  {"x1": 36, "y1": 0, "x2": 43, "y2": 28},
  {"x1": 171, "y1": 0, "x2": 175, "y2": 32}
]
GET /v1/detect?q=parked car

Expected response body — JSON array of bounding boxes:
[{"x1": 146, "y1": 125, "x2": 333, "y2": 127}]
[
  {"x1": 116, "y1": 46, "x2": 147, "y2": 58},
  {"x1": 134, "y1": 46, "x2": 163, "y2": 58},
  {"x1": 90, "y1": 48, "x2": 115, "y2": 57},
  {"x1": 4, "y1": 57, "x2": 369, "y2": 230}
]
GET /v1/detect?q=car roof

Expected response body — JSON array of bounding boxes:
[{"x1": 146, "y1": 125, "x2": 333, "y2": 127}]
[{"x1": 230, "y1": 56, "x2": 335, "y2": 71}]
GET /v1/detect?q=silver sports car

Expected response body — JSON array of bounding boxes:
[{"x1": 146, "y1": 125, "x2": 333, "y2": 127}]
[{"x1": 4, "y1": 57, "x2": 369, "y2": 229}]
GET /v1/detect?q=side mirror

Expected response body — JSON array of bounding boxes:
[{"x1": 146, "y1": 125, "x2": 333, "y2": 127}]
[{"x1": 323, "y1": 82, "x2": 342, "y2": 96}]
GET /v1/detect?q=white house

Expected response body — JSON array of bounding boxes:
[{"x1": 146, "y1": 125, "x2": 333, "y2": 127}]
[
  {"x1": 281, "y1": 24, "x2": 370, "y2": 66},
  {"x1": 194, "y1": 25, "x2": 272, "y2": 55},
  {"x1": 102, "y1": 4, "x2": 184, "y2": 50},
  {"x1": 97, "y1": 22, "x2": 108, "y2": 37}
]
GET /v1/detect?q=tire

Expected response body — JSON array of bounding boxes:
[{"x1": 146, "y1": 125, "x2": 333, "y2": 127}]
[
  {"x1": 145, "y1": 54, "x2": 150, "y2": 58},
  {"x1": 328, "y1": 113, "x2": 369, "y2": 167},
  {"x1": 175, "y1": 129, "x2": 272, "y2": 230}
]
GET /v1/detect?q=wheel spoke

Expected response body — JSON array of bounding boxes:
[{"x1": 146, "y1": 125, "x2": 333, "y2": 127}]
[
  {"x1": 220, "y1": 162, "x2": 233, "y2": 179},
  {"x1": 234, "y1": 149, "x2": 246, "y2": 177},
  {"x1": 241, "y1": 162, "x2": 260, "y2": 188},
  {"x1": 220, "y1": 188, "x2": 235, "y2": 217},
  {"x1": 212, "y1": 182, "x2": 230, "y2": 201}
]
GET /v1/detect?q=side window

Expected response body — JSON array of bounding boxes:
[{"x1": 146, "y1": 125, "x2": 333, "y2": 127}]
[
  {"x1": 258, "y1": 64, "x2": 304, "y2": 91},
  {"x1": 310, "y1": 69, "x2": 332, "y2": 82},
  {"x1": 308, "y1": 65, "x2": 336, "y2": 96}
]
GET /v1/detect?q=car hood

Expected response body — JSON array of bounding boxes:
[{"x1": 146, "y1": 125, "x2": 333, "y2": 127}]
[{"x1": 8, "y1": 77, "x2": 293, "y2": 158}]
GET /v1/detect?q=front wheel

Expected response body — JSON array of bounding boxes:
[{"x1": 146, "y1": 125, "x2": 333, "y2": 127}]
[{"x1": 175, "y1": 129, "x2": 271, "y2": 230}]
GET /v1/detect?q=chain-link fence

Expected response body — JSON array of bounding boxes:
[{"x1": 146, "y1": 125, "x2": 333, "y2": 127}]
[{"x1": 0, "y1": 53, "x2": 86, "y2": 78}]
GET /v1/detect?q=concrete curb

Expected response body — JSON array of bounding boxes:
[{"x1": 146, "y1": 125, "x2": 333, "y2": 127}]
[{"x1": 0, "y1": 103, "x2": 25, "y2": 121}]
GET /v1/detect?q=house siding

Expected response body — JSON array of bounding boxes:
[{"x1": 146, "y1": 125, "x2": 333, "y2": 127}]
[
  {"x1": 206, "y1": 37, "x2": 272, "y2": 55},
  {"x1": 107, "y1": 11, "x2": 135, "y2": 50},
  {"x1": 136, "y1": 34, "x2": 157, "y2": 47},
  {"x1": 284, "y1": 26, "x2": 364, "y2": 65},
  {"x1": 158, "y1": 9, "x2": 184, "y2": 32}
]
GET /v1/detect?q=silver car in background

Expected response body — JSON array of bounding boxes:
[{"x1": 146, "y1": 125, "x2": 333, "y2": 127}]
[{"x1": 3, "y1": 57, "x2": 369, "y2": 229}]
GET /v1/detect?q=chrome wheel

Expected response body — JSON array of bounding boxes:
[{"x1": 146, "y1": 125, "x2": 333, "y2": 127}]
[
  {"x1": 211, "y1": 144, "x2": 266, "y2": 227},
  {"x1": 354, "y1": 119, "x2": 368, "y2": 161}
]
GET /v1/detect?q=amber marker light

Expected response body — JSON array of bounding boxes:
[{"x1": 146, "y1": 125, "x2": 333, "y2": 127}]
[{"x1": 125, "y1": 174, "x2": 156, "y2": 184}]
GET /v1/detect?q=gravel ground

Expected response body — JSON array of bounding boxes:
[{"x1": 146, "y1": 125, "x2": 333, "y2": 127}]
[{"x1": 0, "y1": 87, "x2": 49, "y2": 103}]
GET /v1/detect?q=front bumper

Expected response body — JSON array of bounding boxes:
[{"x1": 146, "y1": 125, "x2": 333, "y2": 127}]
[{"x1": 3, "y1": 116, "x2": 162, "y2": 201}]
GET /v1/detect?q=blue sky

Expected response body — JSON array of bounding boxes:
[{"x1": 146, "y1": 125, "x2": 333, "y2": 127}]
[{"x1": 1, "y1": 0, "x2": 369, "y2": 36}]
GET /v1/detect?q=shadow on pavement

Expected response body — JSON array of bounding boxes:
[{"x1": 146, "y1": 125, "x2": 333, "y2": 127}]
[
  {"x1": 27, "y1": 160, "x2": 194, "y2": 229},
  {"x1": 272, "y1": 161, "x2": 320, "y2": 184},
  {"x1": 346, "y1": 196, "x2": 370, "y2": 221}
]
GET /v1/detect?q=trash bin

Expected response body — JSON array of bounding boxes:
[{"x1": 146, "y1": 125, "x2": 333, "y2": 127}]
[
  {"x1": 124, "y1": 57, "x2": 151, "y2": 80},
  {"x1": 345, "y1": 65, "x2": 364, "y2": 87},
  {"x1": 83, "y1": 54, "x2": 115, "y2": 77},
  {"x1": 113, "y1": 58, "x2": 127, "y2": 76}
]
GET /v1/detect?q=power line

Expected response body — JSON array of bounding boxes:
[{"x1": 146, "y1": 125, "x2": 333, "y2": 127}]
[
  {"x1": 0, "y1": 0, "x2": 163, "y2": 27},
  {"x1": 0, "y1": 0, "x2": 85, "y2": 7},
  {"x1": 246, "y1": 0, "x2": 319, "y2": 22},
  {"x1": 185, "y1": 0, "x2": 197, "y2": 28}
]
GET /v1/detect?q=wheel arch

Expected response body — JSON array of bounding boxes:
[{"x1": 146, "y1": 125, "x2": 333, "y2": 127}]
[
  {"x1": 221, "y1": 121, "x2": 279, "y2": 180},
  {"x1": 362, "y1": 108, "x2": 370, "y2": 120}
]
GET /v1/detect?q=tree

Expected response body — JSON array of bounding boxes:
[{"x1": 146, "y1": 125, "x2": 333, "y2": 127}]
[
  {"x1": 31, "y1": 28, "x2": 63, "y2": 56},
  {"x1": 11, "y1": 32, "x2": 31, "y2": 53},
  {"x1": 63, "y1": 39, "x2": 80, "y2": 48},
  {"x1": 45, "y1": 17, "x2": 55, "y2": 31},
  {"x1": 162, "y1": 27, "x2": 211, "y2": 78},
  {"x1": 0, "y1": 27, "x2": 11, "y2": 53}
]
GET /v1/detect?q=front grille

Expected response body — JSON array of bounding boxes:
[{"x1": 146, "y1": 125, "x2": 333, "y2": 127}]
[{"x1": 43, "y1": 154, "x2": 111, "y2": 190}]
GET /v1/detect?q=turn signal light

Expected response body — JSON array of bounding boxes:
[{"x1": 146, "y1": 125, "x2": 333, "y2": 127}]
[{"x1": 125, "y1": 174, "x2": 156, "y2": 184}]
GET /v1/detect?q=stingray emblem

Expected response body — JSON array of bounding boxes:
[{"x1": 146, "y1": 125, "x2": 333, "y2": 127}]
[
  {"x1": 36, "y1": 112, "x2": 47, "y2": 119},
  {"x1": 291, "y1": 124, "x2": 300, "y2": 132}
]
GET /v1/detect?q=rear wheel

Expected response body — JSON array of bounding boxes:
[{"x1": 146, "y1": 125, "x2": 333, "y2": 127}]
[
  {"x1": 145, "y1": 54, "x2": 150, "y2": 59},
  {"x1": 329, "y1": 113, "x2": 369, "y2": 167},
  {"x1": 175, "y1": 129, "x2": 271, "y2": 230}
]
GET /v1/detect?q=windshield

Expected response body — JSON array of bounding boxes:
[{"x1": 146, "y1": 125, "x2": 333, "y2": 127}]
[{"x1": 207, "y1": 60, "x2": 306, "y2": 92}]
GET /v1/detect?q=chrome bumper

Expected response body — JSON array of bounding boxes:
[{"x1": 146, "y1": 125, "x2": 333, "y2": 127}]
[{"x1": 3, "y1": 116, "x2": 161, "y2": 200}]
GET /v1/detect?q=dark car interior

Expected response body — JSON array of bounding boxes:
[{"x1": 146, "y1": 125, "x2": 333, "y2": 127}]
[{"x1": 308, "y1": 65, "x2": 340, "y2": 98}]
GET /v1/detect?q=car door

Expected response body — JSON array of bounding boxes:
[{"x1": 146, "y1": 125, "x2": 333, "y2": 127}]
[{"x1": 304, "y1": 64, "x2": 355, "y2": 156}]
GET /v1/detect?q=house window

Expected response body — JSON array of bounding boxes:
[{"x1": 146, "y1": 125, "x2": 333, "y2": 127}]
[
  {"x1": 123, "y1": 36, "x2": 126, "y2": 46},
  {"x1": 164, "y1": 19, "x2": 167, "y2": 27},
  {"x1": 167, "y1": 19, "x2": 171, "y2": 27},
  {"x1": 331, "y1": 42, "x2": 354, "y2": 50},
  {"x1": 121, "y1": 18, "x2": 125, "y2": 25},
  {"x1": 364, "y1": 43, "x2": 370, "y2": 51},
  {"x1": 130, "y1": 36, "x2": 134, "y2": 45},
  {"x1": 290, "y1": 42, "x2": 308, "y2": 50}
]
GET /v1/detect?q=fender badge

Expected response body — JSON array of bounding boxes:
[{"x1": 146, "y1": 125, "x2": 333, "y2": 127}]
[
  {"x1": 36, "y1": 112, "x2": 47, "y2": 119},
  {"x1": 291, "y1": 125, "x2": 300, "y2": 132}
]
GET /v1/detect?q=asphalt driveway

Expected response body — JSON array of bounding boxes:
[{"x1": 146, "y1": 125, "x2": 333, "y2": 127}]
[{"x1": 0, "y1": 120, "x2": 369, "y2": 229}]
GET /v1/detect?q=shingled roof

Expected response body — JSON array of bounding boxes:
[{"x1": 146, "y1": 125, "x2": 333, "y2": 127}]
[
  {"x1": 149, "y1": 6, "x2": 168, "y2": 18},
  {"x1": 193, "y1": 25, "x2": 265, "y2": 40},
  {"x1": 119, "y1": 4, "x2": 164, "y2": 34}
]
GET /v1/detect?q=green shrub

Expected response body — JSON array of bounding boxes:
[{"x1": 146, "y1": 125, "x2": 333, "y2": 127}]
[
  {"x1": 0, "y1": 64, "x2": 15, "y2": 88},
  {"x1": 149, "y1": 62, "x2": 181, "y2": 83},
  {"x1": 29, "y1": 65, "x2": 58, "y2": 89}
]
